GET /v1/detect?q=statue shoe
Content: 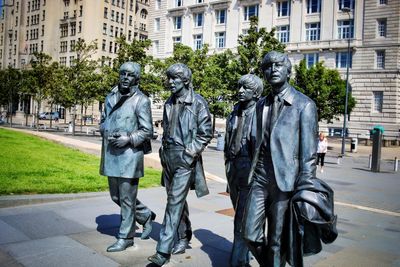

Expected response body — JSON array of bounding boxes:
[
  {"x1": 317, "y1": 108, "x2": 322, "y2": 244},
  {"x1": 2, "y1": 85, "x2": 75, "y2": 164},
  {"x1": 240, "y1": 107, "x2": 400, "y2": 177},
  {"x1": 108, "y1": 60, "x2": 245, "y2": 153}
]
[
  {"x1": 172, "y1": 239, "x2": 189, "y2": 255},
  {"x1": 106, "y1": 238, "x2": 133, "y2": 252},
  {"x1": 148, "y1": 252, "x2": 170, "y2": 266},
  {"x1": 141, "y1": 212, "x2": 156, "y2": 240}
]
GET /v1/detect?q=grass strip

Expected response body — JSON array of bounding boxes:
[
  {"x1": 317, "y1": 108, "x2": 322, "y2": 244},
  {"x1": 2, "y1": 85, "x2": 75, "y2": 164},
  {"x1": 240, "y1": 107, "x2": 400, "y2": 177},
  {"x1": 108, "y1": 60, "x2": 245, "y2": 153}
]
[{"x1": 0, "y1": 128, "x2": 161, "y2": 195}]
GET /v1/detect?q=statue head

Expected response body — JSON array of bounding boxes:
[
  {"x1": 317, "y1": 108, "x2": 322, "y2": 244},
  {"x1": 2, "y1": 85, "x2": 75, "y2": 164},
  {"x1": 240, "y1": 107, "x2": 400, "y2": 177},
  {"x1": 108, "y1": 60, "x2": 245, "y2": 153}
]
[
  {"x1": 119, "y1": 62, "x2": 140, "y2": 94},
  {"x1": 260, "y1": 51, "x2": 292, "y2": 93},
  {"x1": 237, "y1": 74, "x2": 263, "y2": 103},
  {"x1": 166, "y1": 63, "x2": 192, "y2": 96}
]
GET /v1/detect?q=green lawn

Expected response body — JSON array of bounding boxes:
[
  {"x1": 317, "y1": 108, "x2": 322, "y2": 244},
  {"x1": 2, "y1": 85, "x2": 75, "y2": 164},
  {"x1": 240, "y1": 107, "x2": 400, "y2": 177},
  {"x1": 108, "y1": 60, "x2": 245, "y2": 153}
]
[{"x1": 0, "y1": 128, "x2": 161, "y2": 195}]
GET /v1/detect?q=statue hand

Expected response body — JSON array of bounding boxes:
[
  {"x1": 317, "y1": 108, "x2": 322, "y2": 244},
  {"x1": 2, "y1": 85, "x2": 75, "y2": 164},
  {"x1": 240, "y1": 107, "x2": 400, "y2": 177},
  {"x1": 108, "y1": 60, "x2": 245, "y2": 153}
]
[{"x1": 109, "y1": 132, "x2": 130, "y2": 148}]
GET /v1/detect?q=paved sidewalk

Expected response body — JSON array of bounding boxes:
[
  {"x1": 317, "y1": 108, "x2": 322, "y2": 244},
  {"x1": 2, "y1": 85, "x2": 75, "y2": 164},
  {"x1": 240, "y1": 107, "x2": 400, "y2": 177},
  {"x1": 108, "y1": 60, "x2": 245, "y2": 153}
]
[{"x1": 1, "y1": 127, "x2": 400, "y2": 266}]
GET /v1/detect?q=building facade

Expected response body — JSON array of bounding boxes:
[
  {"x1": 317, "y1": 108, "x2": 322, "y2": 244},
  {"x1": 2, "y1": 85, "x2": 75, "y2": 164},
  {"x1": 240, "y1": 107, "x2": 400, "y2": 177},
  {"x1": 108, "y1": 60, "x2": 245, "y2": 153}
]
[
  {"x1": 0, "y1": 0, "x2": 150, "y2": 121},
  {"x1": 148, "y1": 0, "x2": 400, "y2": 139}
]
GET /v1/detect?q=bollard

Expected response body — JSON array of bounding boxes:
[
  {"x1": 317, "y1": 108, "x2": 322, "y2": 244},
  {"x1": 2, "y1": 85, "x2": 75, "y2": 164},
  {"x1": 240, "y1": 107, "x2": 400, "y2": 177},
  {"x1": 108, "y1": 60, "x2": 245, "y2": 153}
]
[
  {"x1": 368, "y1": 154, "x2": 372, "y2": 169},
  {"x1": 337, "y1": 155, "x2": 342, "y2": 165},
  {"x1": 395, "y1": 157, "x2": 398, "y2": 172},
  {"x1": 86, "y1": 127, "x2": 89, "y2": 135}
]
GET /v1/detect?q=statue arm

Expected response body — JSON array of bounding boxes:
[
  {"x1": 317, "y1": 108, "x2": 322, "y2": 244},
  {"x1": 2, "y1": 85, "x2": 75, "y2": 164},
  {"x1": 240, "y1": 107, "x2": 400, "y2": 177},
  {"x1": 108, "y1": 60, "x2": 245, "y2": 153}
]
[
  {"x1": 99, "y1": 102, "x2": 108, "y2": 137},
  {"x1": 184, "y1": 104, "x2": 212, "y2": 159},
  {"x1": 130, "y1": 96, "x2": 154, "y2": 147},
  {"x1": 297, "y1": 101, "x2": 318, "y2": 184}
]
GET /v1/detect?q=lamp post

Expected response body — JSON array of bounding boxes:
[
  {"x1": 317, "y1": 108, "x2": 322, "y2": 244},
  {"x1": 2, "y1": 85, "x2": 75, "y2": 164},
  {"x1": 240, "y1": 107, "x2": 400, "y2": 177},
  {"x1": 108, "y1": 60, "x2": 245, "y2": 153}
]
[{"x1": 341, "y1": 7, "x2": 352, "y2": 156}]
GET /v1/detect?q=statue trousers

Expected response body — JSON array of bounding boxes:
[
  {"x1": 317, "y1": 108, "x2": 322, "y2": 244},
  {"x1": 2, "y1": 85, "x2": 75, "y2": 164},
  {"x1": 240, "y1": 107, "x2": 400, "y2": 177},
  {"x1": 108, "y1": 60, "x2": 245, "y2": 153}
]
[
  {"x1": 157, "y1": 146, "x2": 193, "y2": 254},
  {"x1": 226, "y1": 157, "x2": 252, "y2": 267},
  {"x1": 108, "y1": 177, "x2": 154, "y2": 239},
  {"x1": 243, "y1": 159, "x2": 291, "y2": 267}
]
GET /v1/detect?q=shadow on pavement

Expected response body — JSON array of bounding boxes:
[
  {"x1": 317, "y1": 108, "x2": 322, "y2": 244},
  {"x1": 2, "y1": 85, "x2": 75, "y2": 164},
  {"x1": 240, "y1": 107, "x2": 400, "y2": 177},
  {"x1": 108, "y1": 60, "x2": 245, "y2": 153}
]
[
  {"x1": 194, "y1": 229, "x2": 231, "y2": 267},
  {"x1": 96, "y1": 214, "x2": 120, "y2": 236}
]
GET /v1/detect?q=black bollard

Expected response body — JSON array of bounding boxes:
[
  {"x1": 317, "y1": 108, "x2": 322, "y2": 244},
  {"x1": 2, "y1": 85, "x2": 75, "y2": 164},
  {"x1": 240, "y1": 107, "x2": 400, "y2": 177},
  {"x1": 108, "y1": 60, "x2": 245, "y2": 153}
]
[{"x1": 371, "y1": 129, "x2": 383, "y2": 172}]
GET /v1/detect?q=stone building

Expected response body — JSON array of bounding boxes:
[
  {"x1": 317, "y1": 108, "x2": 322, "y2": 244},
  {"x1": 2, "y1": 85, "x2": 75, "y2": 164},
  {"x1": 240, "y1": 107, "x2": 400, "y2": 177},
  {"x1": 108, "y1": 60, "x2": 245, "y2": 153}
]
[
  {"x1": 0, "y1": 0, "x2": 150, "y2": 123},
  {"x1": 148, "y1": 0, "x2": 400, "y2": 139}
]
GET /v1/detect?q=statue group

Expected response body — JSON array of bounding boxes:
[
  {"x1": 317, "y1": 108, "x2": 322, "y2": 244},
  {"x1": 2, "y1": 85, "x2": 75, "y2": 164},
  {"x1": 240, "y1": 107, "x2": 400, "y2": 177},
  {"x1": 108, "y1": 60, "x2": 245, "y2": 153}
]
[{"x1": 100, "y1": 51, "x2": 337, "y2": 267}]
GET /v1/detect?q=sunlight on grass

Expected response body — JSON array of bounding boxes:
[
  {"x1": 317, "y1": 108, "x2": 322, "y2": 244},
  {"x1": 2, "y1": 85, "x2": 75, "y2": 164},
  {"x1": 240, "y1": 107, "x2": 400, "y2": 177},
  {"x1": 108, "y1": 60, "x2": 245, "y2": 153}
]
[{"x1": 0, "y1": 128, "x2": 161, "y2": 195}]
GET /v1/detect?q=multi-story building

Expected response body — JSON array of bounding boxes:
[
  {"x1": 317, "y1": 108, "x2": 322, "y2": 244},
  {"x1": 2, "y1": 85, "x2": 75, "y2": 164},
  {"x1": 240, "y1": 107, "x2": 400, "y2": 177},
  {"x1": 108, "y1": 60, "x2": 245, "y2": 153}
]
[
  {"x1": 149, "y1": 0, "x2": 400, "y2": 139},
  {"x1": 0, "y1": 0, "x2": 150, "y2": 121}
]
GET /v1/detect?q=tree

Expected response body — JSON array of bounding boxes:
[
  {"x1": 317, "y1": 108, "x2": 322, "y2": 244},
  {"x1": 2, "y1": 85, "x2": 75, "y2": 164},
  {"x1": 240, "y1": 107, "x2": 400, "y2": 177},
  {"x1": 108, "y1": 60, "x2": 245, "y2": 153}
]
[
  {"x1": 293, "y1": 60, "x2": 356, "y2": 123},
  {"x1": 0, "y1": 67, "x2": 21, "y2": 126},
  {"x1": 67, "y1": 39, "x2": 100, "y2": 134},
  {"x1": 22, "y1": 52, "x2": 54, "y2": 130},
  {"x1": 236, "y1": 16, "x2": 285, "y2": 77}
]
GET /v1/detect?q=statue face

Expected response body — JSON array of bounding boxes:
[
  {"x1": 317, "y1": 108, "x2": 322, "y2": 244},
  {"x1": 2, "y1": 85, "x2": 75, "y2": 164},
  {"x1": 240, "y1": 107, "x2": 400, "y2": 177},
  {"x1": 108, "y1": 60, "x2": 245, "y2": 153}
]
[
  {"x1": 119, "y1": 64, "x2": 138, "y2": 94},
  {"x1": 237, "y1": 84, "x2": 254, "y2": 103},
  {"x1": 263, "y1": 58, "x2": 289, "y2": 88},
  {"x1": 168, "y1": 75, "x2": 185, "y2": 95}
]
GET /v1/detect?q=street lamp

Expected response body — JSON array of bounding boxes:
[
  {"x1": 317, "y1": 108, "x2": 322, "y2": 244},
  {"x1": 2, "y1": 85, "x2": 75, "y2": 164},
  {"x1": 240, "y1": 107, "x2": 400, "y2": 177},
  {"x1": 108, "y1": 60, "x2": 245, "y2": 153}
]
[{"x1": 341, "y1": 7, "x2": 352, "y2": 156}]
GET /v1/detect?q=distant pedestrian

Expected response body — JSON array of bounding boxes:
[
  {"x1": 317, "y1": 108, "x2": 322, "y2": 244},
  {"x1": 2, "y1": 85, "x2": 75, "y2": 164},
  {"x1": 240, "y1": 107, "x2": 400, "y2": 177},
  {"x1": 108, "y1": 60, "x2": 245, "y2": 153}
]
[{"x1": 317, "y1": 132, "x2": 328, "y2": 173}]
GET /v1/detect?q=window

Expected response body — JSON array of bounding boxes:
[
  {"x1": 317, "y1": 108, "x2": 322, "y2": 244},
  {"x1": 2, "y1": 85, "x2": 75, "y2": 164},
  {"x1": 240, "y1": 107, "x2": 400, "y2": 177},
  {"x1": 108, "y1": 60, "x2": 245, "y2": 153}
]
[
  {"x1": 216, "y1": 9, "x2": 226, "y2": 24},
  {"x1": 103, "y1": 23, "x2": 107, "y2": 34},
  {"x1": 196, "y1": 0, "x2": 203, "y2": 3},
  {"x1": 155, "y1": 18, "x2": 160, "y2": 31},
  {"x1": 338, "y1": 20, "x2": 354, "y2": 39},
  {"x1": 305, "y1": 23, "x2": 320, "y2": 41},
  {"x1": 78, "y1": 21, "x2": 82, "y2": 33},
  {"x1": 70, "y1": 23, "x2": 76, "y2": 36},
  {"x1": 377, "y1": 19, "x2": 387, "y2": 37},
  {"x1": 156, "y1": 0, "x2": 161, "y2": 10},
  {"x1": 69, "y1": 56, "x2": 75, "y2": 66},
  {"x1": 60, "y1": 57, "x2": 67, "y2": 66},
  {"x1": 372, "y1": 91, "x2": 383, "y2": 113},
  {"x1": 70, "y1": 40, "x2": 76, "y2": 51},
  {"x1": 122, "y1": 0, "x2": 125, "y2": 8},
  {"x1": 15, "y1": 16, "x2": 18, "y2": 26},
  {"x1": 338, "y1": 0, "x2": 354, "y2": 10},
  {"x1": 376, "y1": 50, "x2": 385, "y2": 69},
  {"x1": 111, "y1": 10, "x2": 115, "y2": 21},
  {"x1": 61, "y1": 24, "x2": 68, "y2": 37},
  {"x1": 27, "y1": 16, "x2": 30, "y2": 26},
  {"x1": 173, "y1": 16, "x2": 182, "y2": 30},
  {"x1": 104, "y1": 7, "x2": 108, "y2": 18},
  {"x1": 141, "y1": 9, "x2": 148, "y2": 19},
  {"x1": 336, "y1": 51, "x2": 352, "y2": 68},
  {"x1": 304, "y1": 53, "x2": 319, "y2": 68},
  {"x1": 42, "y1": 10, "x2": 45, "y2": 20},
  {"x1": 128, "y1": 30, "x2": 132, "y2": 41},
  {"x1": 153, "y1": 40, "x2": 159, "y2": 54},
  {"x1": 121, "y1": 13, "x2": 124, "y2": 24},
  {"x1": 114, "y1": 42, "x2": 118, "y2": 53},
  {"x1": 379, "y1": 0, "x2": 387, "y2": 5},
  {"x1": 244, "y1": 5, "x2": 258, "y2": 21},
  {"x1": 194, "y1": 13, "x2": 203, "y2": 27},
  {"x1": 109, "y1": 41, "x2": 113, "y2": 53},
  {"x1": 215, "y1": 32, "x2": 225, "y2": 48},
  {"x1": 130, "y1": 0, "x2": 133, "y2": 10},
  {"x1": 173, "y1": 36, "x2": 181, "y2": 43},
  {"x1": 175, "y1": 0, "x2": 182, "y2": 7},
  {"x1": 79, "y1": 5, "x2": 83, "y2": 16},
  {"x1": 116, "y1": 12, "x2": 119, "y2": 22},
  {"x1": 40, "y1": 40, "x2": 43, "y2": 52},
  {"x1": 194, "y1": 34, "x2": 203, "y2": 50},
  {"x1": 276, "y1": 25, "x2": 290, "y2": 43},
  {"x1": 307, "y1": 0, "x2": 321, "y2": 14},
  {"x1": 115, "y1": 27, "x2": 118, "y2": 37},
  {"x1": 110, "y1": 25, "x2": 114, "y2": 36},
  {"x1": 60, "y1": 41, "x2": 68, "y2": 52},
  {"x1": 277, "y1": 1, "x2": 290, "y2": 17}
]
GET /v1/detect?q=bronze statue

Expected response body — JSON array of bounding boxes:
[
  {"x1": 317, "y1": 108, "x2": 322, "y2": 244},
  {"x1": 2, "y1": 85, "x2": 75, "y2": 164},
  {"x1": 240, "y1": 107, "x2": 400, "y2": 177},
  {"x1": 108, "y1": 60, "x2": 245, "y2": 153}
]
[
  {"x1": 242, "y1": 51, "x2": 319, "y2": 266},
  {"x1": 224, "y1": 74, "x2": 263, "y2": 267},
  {"x1": 100, "y1": 62, "x2": 156, "y2": 252},
  {"x1": 148, "y1": 63, "x2": 212, "y2": 266}
]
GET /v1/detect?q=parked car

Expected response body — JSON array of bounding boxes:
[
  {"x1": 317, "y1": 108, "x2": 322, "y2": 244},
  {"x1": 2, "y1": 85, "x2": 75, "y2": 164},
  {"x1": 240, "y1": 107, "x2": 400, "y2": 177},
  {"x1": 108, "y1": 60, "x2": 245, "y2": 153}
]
[{"x1": 39, "y1": 112, "x2": 60, "y2": 120}]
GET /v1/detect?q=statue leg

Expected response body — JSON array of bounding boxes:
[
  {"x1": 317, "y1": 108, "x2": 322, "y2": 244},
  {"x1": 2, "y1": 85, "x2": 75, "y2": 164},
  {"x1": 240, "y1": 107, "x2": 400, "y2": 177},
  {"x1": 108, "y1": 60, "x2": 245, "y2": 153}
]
[
  {"x1": 108, "y1": 177, "x2": 139, "y2": 239},
  {"x1": 156, "y1": 165, "x2": 192, "y2": 254},
  {"x1": 135, "y1": 199, "x2": 155, "y2": 225}
]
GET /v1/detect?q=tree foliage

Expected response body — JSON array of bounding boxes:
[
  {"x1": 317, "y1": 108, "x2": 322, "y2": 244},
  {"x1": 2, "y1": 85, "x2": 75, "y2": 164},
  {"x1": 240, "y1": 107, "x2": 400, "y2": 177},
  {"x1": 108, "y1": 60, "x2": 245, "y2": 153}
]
[{"x1": 293, "y1": 60, "x2": 356, "y2": 122}]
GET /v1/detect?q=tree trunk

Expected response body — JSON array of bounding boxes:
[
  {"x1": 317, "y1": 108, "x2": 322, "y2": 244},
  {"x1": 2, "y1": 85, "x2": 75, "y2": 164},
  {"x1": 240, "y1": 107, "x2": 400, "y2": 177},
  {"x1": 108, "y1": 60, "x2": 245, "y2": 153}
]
[
  {"x1": 49, "y1": 103, "x2": 53, "y2": 129},
  {"x1": 72, "y1": 106, "x2": 76, "y2": 136},
  {"x1": 212, "y1": 114, "x2": 216, "y2": 139},
  {"x1": 80, "y1": 105, "x2": 83, "y2": 132},
  {"x1": 36, "y1": 100, "x2": 41, "y2": 132}
]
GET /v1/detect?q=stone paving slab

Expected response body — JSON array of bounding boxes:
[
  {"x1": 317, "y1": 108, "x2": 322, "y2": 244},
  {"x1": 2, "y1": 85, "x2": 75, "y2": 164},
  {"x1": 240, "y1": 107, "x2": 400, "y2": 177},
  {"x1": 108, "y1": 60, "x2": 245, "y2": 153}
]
[{"x1": 0, "y1": 236, "x2": 119, "y2": 267}]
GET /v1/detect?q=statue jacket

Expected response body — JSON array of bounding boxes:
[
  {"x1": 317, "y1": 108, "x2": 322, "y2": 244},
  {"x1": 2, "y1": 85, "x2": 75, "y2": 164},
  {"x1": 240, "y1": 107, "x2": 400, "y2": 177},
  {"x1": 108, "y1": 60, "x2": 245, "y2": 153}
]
[
  {"x1": 224, "y1": 102, "x2": 257, "y2": 191},
  {"x1": 100, "y1": 85, "x2": 153, "y2": 179},
  {"x1": 286, "y1": 177, "x2": 338, "y2": 267},
  {"x1": 160, "y1": 87, "x2": 212, "y2": 198},
  {"x1": 248, "y1": 86, "x2": 318, "y2": 192}
]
